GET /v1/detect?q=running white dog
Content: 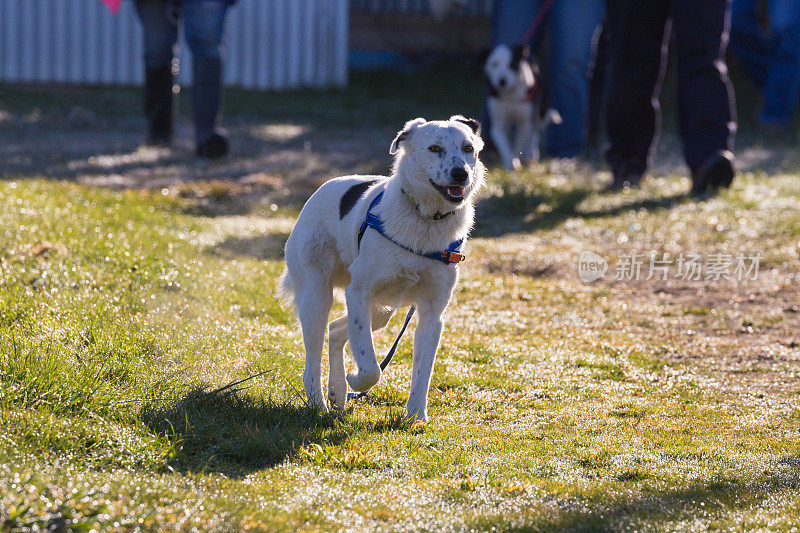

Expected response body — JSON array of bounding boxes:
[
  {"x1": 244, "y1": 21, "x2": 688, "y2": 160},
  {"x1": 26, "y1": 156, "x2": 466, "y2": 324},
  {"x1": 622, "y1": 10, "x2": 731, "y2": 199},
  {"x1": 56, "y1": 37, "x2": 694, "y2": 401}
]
[
  {"x1": 280, "y1": 116, "x2": 485, "y2": 422},
  {"x1": 484, "y1": 44, "x2": 561, "y2": 170}
]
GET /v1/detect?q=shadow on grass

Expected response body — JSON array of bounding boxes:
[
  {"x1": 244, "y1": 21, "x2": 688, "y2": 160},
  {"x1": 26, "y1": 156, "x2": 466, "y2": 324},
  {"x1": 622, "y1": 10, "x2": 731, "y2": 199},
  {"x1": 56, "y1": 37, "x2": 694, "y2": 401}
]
[
  {"x1": 142, "y1": 385, "x2": 419, "y2": 476},
  {"x1": 208, "y1": 233, "x2": 290, "y2": 261},
  {"x1": 475, "y1": 186, "x2": 590, "y2": 237},
  {"x1": 582, "y1": 191, "x2": 690, "y2": 218},
  {"x1": 470, "y1": 473, "x2": 800, "y2": 531},
  {"x1": 142, "y1": 387, "x2": 350, "y2": 476},
  {"x1": 475, "y1": 182, "x2": 689, "y2": 238}
]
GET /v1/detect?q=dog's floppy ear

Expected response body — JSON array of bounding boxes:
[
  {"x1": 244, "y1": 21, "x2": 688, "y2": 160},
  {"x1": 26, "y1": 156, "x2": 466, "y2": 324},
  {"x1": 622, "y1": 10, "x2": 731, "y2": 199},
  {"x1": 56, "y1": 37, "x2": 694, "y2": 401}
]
[
  {"x1": 450, "y1": 115, "x2": 481, "y2": 137},
  {"x1": 511, "y1": 44, "x2": 530, "y2": 70},
  {"x1": 390, "y1": 117, "x2": 426, "y2": 155}
]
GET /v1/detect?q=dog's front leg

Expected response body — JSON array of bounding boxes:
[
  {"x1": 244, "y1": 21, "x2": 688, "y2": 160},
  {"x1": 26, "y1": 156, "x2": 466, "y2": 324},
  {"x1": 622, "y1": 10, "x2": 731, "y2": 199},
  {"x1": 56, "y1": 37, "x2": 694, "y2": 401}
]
[
  {"x1": 406, "y1": 310, "x2": 444, "y2": 423},
  {"x1": 490, "y1": 126, "x2": 520, "y2": 171},
  {"x1": 344, "y1": 285, "x2": 381, "y2": 392},
  {"x1": 328, "y1": 307, "x2": 394, "y2": 409}
]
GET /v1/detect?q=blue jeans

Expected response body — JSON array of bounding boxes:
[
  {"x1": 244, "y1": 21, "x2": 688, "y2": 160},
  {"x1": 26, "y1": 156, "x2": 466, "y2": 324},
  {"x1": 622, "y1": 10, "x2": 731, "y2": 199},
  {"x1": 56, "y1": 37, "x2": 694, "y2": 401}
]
[
  {"x1": 492, "y1": 0, "x2": 605, "y2": 158},
  {"x1": 135, "y1": 0, "x2": 229, "y2": 142},
  {"x1": 730, "y1": 0, "x2": 800, "y2": 126}
]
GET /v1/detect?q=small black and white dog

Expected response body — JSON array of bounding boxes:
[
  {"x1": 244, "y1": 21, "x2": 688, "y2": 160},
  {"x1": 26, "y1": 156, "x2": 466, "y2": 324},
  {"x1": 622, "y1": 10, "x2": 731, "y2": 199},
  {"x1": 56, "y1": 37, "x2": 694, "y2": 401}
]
[{"x1": 484, "y1": 44, "x2": 561, "y2": 170}]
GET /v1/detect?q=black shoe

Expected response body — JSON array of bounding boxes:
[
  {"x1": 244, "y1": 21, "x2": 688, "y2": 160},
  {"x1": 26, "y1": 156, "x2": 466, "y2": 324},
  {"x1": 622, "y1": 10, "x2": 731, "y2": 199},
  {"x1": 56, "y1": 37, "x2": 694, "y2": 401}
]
[
  {"x1": 144, "y1": 132, "x2": 171, "y2": 148},
  {"x1": 196, "y1": 133, "x2": 229, "y2": 159},
  {"x1": 144, "y1": 66, "x2": 175, "y2": 147},
  {"x1": 692, "y1": 150, "x2": 734, "y2": 196},
  {"x1": 609, "y1": 156, "x2": 646, "y2": 191}
]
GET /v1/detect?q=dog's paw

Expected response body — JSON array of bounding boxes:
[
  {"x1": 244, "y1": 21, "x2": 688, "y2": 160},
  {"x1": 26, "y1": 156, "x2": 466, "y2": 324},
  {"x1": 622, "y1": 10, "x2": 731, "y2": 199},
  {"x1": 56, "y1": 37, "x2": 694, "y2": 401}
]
[
  {"x1": 405, "y1": 407, "x2": 428, "y2": 424},
  {"x1": 346, "y1": 367, "x2": 380, "y2": 392},
  {"x1": 327, "y1": 388, "x2": 347, "y2": 411},
  {"x1": 308, "y1": 399, "x2": 329, "y2": 413},
  {"x1": 306, "y1": 390, "x2": 329, "y2": 412},
  {"x1": 512, "y1": 158, "x2": 523, "y2": 171}
]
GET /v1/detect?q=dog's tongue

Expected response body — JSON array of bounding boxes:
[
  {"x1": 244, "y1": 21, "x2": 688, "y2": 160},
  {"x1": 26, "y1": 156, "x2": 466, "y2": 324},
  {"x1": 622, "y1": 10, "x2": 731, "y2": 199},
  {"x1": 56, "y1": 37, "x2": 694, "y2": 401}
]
[{"x1": 446, "y1": 186, "x2": 465, "y2": 198}]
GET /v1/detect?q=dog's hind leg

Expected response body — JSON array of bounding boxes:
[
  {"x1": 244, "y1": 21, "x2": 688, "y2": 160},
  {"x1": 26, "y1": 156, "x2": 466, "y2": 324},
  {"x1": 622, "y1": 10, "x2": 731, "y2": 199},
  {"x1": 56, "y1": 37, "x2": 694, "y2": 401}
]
[
  {"x1": 296, "y1": 275, "x2": 333, "y2": 411},
  {"x1": 328, "y1": 306, "x2": 394, "y2": 410}
]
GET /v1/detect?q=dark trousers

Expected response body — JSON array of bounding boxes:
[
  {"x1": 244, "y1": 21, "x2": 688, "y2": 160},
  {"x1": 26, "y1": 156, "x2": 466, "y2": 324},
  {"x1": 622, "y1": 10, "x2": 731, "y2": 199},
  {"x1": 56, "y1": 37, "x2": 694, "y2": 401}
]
[
  {"x1": 134, "y1": 0, "x2": 229, "y2": 143},
  {"x1": 605, "y1": 0, "x2": 736, "y2": 172}
]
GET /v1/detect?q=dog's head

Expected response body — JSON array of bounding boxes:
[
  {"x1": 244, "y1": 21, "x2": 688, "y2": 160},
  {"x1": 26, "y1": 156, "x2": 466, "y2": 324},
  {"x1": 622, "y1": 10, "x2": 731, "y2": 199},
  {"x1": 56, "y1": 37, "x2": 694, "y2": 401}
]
[
  {"x1": 390, "y1": 116, "x2": 485, "y2": 211},
  {"x1": 484, "y1": 44, "x2": 534, "y2": 96}
]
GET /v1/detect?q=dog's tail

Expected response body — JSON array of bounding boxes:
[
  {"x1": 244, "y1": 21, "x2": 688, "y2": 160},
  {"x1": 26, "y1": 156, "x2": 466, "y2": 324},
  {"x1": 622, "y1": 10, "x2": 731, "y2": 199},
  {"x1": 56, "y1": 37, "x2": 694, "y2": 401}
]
[
  {"x1": 277, "y1": 268, "x2": 295, "y2": 307},
  {"x1": 542, "y1": 108, "x2": 562, "y2": 128}
]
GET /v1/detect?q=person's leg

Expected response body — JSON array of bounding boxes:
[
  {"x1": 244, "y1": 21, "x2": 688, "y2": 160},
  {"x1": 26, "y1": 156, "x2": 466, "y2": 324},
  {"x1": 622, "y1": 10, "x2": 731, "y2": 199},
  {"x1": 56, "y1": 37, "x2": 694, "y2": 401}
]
[
  {"x1": 134, "y1": 0, "x2": 178, "y2": 145},
  {"x1": 672, "y1": 0, "x2": 736, "y2": 182},
  {"x1": 605, "y1": 0, "x2": 670, "y2": 185},
  {"x1": 491, "y1": 0, "x2": 544, "y2": 47},
  {"x1": 545, "y1": 0, "x2": 604, "y2": 158},
  {"x1": 729, "y1": 0, "x2": 770, "y2": 86},
  {"x1": 587, "y1": 20, "x2": 610, "y2": 163},
  {"x1": 760, "y1": 0, "x2": 800, "y2": 126},
  {"x1": 182, "y1": 0, "x2": 230, "y2": 156}
]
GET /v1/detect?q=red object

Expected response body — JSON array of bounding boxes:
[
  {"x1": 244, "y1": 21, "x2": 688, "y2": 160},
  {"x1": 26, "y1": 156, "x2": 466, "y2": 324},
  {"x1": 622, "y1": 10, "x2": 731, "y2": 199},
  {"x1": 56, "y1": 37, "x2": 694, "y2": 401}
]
[
  {"x1": 520, "y1": 0, "x2": 556, "y2": 44},
  {"x1": 99, "y1": 0, "x2": 123, "y2": 14}
]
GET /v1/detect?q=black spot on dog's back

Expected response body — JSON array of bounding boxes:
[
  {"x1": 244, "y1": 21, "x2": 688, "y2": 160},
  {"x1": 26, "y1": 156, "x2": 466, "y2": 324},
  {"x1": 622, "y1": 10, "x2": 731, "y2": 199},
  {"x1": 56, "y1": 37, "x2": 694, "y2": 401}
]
[{"x1": 339, "y1": 180, "x2": 376, "y2": 219}]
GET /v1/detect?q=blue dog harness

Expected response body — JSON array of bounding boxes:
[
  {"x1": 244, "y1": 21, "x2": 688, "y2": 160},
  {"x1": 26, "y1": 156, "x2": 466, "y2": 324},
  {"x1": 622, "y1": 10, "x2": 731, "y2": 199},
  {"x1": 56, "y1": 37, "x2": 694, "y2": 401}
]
[
  {"x1": 357, "y1": 190, "x2": 466, "y2": 265},
  {"x1": 346, "y1": 188, "x2": 465, "y2": 400}
]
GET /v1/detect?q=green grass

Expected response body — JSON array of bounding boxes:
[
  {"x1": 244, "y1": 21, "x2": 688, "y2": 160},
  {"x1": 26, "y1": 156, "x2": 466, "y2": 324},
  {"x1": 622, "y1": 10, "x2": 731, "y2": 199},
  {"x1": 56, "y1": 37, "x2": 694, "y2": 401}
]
[
  {"x1": 1, "y1": 72, "x2": 800, "y2": 530},
  {"x1": 0, "y1": 68, "x2": 483, "y2": 130}
]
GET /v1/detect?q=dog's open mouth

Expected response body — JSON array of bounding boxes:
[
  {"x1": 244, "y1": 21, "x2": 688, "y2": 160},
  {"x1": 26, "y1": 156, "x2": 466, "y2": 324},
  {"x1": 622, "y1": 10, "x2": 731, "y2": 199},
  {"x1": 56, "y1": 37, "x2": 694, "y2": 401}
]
[{"x1": 429, "y1": 180, "x2": 466, "y2": 203}]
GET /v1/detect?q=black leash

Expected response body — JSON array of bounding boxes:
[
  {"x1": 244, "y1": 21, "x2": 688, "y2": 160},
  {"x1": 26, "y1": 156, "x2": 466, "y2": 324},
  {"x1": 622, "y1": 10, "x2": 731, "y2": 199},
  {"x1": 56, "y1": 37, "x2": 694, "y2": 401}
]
[{"x1": 347, "y1": 306, "x2": 416, "y2": 400}]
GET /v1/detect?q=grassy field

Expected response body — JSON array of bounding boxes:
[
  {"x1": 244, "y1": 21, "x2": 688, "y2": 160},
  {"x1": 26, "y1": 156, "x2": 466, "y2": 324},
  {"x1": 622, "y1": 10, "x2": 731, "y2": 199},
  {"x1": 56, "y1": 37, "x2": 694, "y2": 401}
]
[{"x1": 1, "y1": 70, "x2": 800, "y2": 531}]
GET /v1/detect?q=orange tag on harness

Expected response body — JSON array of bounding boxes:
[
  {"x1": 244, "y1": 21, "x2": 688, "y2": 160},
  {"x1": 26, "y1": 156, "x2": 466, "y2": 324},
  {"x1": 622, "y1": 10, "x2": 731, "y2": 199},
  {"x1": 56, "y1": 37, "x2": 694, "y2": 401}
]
[{"x1": 444, "y1": 251, "x2": 465, "y2": 264}]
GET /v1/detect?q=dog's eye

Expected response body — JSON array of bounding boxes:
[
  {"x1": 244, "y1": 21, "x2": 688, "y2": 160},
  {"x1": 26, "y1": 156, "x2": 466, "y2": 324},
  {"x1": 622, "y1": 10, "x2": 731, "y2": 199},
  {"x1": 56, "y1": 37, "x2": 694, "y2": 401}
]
[
  {"x1": 428, "y1": 145, "x2": 442, "y2": 153},
  {"x1": 463, "y1": 144, "x2": 474, "y2": 153}
]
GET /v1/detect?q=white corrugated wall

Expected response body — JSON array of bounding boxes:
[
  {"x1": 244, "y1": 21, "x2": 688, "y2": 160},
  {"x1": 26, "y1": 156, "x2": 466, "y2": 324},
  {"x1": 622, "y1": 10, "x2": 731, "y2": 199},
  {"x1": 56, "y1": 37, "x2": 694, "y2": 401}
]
[{"x1": 0, "y1": 0, "x2": 348, "y2": 89}]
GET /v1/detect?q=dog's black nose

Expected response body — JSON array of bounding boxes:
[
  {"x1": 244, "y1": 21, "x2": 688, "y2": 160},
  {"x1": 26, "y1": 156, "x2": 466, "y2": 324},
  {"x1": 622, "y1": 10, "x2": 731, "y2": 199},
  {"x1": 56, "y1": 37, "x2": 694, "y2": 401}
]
[
  {"x1": 451, "y1": 168, "x2": 468, "y2": 183},
  {"x1": 498, "y1": 78, "x2": 507, "y2": 87}
]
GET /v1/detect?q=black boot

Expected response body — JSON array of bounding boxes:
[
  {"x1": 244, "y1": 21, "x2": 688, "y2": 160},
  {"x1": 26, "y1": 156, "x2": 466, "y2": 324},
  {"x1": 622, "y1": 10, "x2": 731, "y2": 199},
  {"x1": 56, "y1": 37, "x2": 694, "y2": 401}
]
[
  {"x1": 608, "y1": 156, "x2": 646, "y2": 191},
  {"x1": 144, "y1": 65, "x2": 174, "y2": 146},
  {"x1": 691, "y1": 150, "x2": 735, "y2": 197}
]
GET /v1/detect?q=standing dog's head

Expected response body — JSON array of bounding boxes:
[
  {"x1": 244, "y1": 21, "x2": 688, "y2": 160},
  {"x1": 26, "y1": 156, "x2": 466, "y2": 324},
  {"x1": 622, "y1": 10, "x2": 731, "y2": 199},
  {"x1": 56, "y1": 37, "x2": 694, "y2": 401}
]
[
  {"x1": 390, "y1": 116, "x2": 485, "y2": 213},
  {"x1": 484, "y1": 44, "x2": 536, "y2": 98}
]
